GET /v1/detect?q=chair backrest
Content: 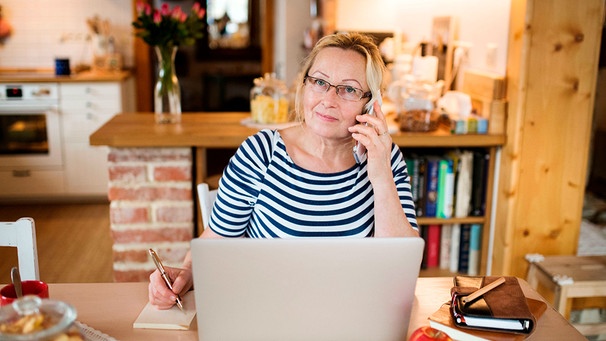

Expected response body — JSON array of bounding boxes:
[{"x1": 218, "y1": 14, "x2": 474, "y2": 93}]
[
  {"x1": 197, "y1": 183, "x2": 218, "y2": 230},
  {"x1": 0, "y1": 217, "x2": 40, "y2": 280}
]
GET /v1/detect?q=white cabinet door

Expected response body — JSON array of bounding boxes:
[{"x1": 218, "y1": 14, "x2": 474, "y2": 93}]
[{"x1": 60, "y1": 82, "x2": 130, "y2": 196}]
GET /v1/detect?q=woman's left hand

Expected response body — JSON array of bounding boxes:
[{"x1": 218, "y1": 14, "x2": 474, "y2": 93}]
[{"x1": 348, "y1": 101, "x2": 393, "y2": 180}]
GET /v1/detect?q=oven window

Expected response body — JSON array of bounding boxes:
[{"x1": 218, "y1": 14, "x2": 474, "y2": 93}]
[{"x1": 0, "y1": 114, "x2": 49, "y2": 154}]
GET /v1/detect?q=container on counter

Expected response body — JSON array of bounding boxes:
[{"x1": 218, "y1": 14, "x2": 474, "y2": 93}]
[
  {"x1": 388, "y1": 76, "x2": 444, "y2": 132},
  {"x1": 250, "y1": 73, "x2": 289, "y2": 124},
  {"x1": 0, "y1": 296, "x2": 84, "y2": 340}
]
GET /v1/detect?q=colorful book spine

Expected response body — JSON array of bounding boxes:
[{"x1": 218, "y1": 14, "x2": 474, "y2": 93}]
[
  {"x1": 424, "y1": 157, "x2": 440, "y2": 217},
  {"x1": 458, "y1": 224, "x2": 471, "y2": 274},
  {"x1": 437, "y1": 158, "x2": 454, "y2": 218},
  {"x1": 439, "y1": 224, "x2": 452, "y2": 270},
  {"x1": 420, "y1": 226, "x2": 428, "y2": 269},
  {"x1": 454, "y1": 150, "x2": 473, "y2": 218},
  {"x1": 449, "y1": 224, "x2": 461, "y2": 273},
  {"x1": 470, "y1": 151, "x2": 489, "y2": 216},
  {"x1": 405, "y1": 157, "x2": 419, "y2": 204},
  {"x1": 416, "y1": 157, "x2": 426, "y2": 217},
  {"x1": 426, "y1": 224, "x2": 441, "y2": 268},
  {"x1": 468, "y1": 224, "x2": 482, "y2": 275}
]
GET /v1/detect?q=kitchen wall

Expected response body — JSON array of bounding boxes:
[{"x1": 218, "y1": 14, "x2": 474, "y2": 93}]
[
  {"x1": 0, "y1": 0, "x2": 510, "y2": 80},
  {"x1": 0, "y1": 0, "x2": 134, "y2": 69},
  {"x1": 335, "y1": 0, "x2": 511, "y2": 75}
]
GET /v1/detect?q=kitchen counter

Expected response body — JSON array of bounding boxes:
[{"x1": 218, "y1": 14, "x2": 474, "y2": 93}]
[
  {"x1": 90, "y1": 112, "x2": 259, "y2": 148},
  {"x1": 0, "y1": 69, "x2": 132, "y2": 83}
]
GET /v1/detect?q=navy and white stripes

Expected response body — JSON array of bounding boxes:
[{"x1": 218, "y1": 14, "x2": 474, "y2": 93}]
[{"x1": 209, "y1": 129, "x2": 418, "y2": 238}]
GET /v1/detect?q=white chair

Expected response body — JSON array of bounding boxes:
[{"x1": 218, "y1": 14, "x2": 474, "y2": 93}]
[
  {"x1": 197, "y1": 183, "x2": 218, "y2": 230},
  {"x1": 0, "y1": 217, "x2": 40, "y2": 280}
]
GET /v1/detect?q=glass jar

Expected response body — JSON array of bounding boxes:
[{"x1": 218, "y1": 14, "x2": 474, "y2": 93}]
[
  {"x1": 388, "y1": 76, "x2": 444, "y2": 132},
  {"x1": 250, "y1": 73, "x2": 290, "y2": 124},
  {"x1": 0, "y1": 296, "x2": 83, "y2": 340}
]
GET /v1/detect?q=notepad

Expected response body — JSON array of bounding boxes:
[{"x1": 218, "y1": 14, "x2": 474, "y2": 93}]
[{"x1": 133, "y1": 291, "x2": 196, "y2": 330}]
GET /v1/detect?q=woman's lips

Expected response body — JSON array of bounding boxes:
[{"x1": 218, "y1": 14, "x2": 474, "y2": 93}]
[{"x1": 317, "y1": 111, "x2": 337, "y2": 122}]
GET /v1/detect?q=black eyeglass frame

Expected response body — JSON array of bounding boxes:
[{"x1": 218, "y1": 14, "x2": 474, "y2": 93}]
[{"x1": 304, "y1": 75, "x2": 372, "y2": 101}]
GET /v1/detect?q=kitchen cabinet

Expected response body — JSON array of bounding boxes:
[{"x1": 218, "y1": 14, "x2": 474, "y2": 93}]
[{"x1": 60, "y1": 79, "x2": 135, "y2": 196}]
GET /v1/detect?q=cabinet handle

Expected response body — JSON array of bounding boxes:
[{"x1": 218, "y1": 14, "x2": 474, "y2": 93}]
[
  {"x1": 86, "y1": 113, "x2": 94, "y2": 120},
  {"x1": 12, "y1": 170, "x2": 31, "y2": 177}
]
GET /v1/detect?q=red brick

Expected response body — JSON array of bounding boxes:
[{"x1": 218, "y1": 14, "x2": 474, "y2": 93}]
[
  {"x1": 108, "y1": 148, "x2": 191, "y2": 163},
  {"x1": 114, "y1": 269, "x2": 154, "y2": 282},
  {"x1": 111, "y1": 227, "x2": 193, "y2": 243},
  {"x1": 155, "y1": 205, "x2": 193, "y2": 223},
  {"x1": 110, "y1": 206, "x2": 149, "y2": 224},
  {"x1": 152, "y1": 247, "x2": 189, "y2": 265},
  {"x1": 108, "y1": 186, "x2": 192, "y2": 201},
  {"x1": 153, "y1": 165, "x2": 191, "y2": 181},
  {"x1": 108, "y1": 165, "x2": 147, "y2": 182},
  {"x1": 113, "y1": 249, "x2": 149, "y2": 263}
]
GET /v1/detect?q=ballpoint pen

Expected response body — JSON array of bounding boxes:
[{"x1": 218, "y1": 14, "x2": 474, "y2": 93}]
[{"x1": 149, "y1": 248, "x2": 184, "y2": 312}]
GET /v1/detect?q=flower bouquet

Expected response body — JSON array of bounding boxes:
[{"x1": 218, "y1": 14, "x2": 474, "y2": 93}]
[{"x1": 132, "y1": 2, "x2": 206, "y2": 123}]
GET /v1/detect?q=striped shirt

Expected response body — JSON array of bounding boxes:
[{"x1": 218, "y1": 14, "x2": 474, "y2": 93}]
[{"x1": 209, "y1": 129, "x2": 418, "y2": 238}]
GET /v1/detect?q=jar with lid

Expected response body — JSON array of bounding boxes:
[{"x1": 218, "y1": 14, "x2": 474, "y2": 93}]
[
  {"x1": 0, "y1": 296, "x2": 84, "y2": 340},
  {"x1": 388, "y1": 76, "x2": 444, "y2": 132},
  {"x1": 250, "y1": 73, "x2": 290, "y2": 124}
]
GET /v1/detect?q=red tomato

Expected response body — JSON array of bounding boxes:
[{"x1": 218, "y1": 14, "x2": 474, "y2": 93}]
[{"x1": 409, "y1": 326, "x2": 453, "y2": 341}]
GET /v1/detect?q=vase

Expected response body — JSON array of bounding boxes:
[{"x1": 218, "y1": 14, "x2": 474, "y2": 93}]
[{"x1": 154, "y1": 45, "x2": 181, "y2": 124}]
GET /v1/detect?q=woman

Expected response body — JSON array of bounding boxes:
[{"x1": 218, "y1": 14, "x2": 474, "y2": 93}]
[{"x1": 149, "y1": 32, "x2": 419, "y2": 309}]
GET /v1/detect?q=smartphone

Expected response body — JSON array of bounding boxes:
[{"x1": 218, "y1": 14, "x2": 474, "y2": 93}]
[{"x1": 353, "y1": 93, "x2": 382, "y2": 164}]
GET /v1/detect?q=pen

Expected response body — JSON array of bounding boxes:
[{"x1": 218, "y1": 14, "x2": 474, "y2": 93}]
[{"x1": 149, "y1": 248, "x2": 184, "y2": 312}]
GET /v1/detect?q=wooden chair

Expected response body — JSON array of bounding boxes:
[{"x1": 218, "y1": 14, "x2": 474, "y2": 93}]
[
  {"x1": 197, "y1": 183, "x2": 218, "y2": 230},
  {"x1": 0, "y1": 217, "x2": 40, "y2": 280}
]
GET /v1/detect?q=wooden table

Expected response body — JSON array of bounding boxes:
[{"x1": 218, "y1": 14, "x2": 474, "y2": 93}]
[
  {"x1": 526, "y1": 255, "x2": 606, "y2": 336},
  {"x1": 1, "y1": 278, "x2": 584, "y2": 340}
]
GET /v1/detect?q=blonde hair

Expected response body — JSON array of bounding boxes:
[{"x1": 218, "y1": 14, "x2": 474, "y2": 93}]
[{"x1": 293, "y1": 32, "x2": 386, "y2": 122}]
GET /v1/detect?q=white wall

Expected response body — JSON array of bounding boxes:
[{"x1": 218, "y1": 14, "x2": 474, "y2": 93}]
[
  {"x1": 0, "y1": 0, "x2": 133, "y2": 69},
  {"x1": 335, "y1": 0, "x2": 511, "y2": 75}
]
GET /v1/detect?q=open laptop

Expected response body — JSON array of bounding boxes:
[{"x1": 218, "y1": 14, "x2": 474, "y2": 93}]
[{"x1": 191, "y1": 237, "x2": 425, "y2": 341}]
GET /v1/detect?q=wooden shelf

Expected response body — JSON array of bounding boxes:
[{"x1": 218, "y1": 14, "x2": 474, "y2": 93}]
[
  {"x1": 391, "y1": 127, "x2": 505, "y2": 148},
  {"x1": 417, "y1": 216, "x2": 486, "y2": 225}
]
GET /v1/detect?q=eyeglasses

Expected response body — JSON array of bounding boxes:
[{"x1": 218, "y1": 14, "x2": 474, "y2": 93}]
[{"x1": 304, "y1": 75, "x2": 371, "y2": 102}]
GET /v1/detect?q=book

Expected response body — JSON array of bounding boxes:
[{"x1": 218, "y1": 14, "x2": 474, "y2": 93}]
[
  {"x1": 428, "y1": 298, "x2": 547, "y2": 341},
  {"x1": 429, "y1": 303, "x2": 517, "y2": 341},
  {"x1": 470, "y1": 151, "x2": 489, "y2": 216},
  {"x1": 454, "y1": 150, "x2": 473, "y2": 218},
  {"x1": 405, "y1": 157, "x2": 419, "y2": 203},
  {"x1": 439, "y1": 224, "x2": 452, "y2": 270},
  {"x1": 416, "y1": 157, "x2": 426, "y2": 217},
  {"x1": 450, "y1": 276, "x2": 542, "y2": 334},
  {"x1": 449, "y1": 224, "x2": 461, "y2": 273},
  {"x1": 133, "y1": 291, "x2": 196, "y2": 330},
  {"x1": 437, "y1": 158, "x2": 455, "y2": 218},
  {"x1": 458, "y1": 224, "x2": 471, "y2": 274},
  {"x1": 468, "y1": 224, "x2": 482, "y2": 275},
  {"x1": 424, "y1": 157, "x2": 440, "y2": 217},
  {"x1": 426, "y1": 224, "x2": 441, "y2": 268},
  {"x1": 420, "y1": 226, "x2": 429, "y2": 269}
]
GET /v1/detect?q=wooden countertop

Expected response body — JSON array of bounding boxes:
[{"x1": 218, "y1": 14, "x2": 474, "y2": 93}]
[
  {"x1": 90, "y1": 112, "x2": 261, "y2": 148},
  {"x1": 90, "y1": 112, "x2": 506, "y2": 148},
  {"x1": 0, "y1": 69, "x2": 132, "y2": 83}
]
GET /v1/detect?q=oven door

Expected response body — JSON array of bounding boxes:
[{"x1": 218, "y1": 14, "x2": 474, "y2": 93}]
[{"x1": 0, "y1": 104, "x2": 62, "y2": 168}]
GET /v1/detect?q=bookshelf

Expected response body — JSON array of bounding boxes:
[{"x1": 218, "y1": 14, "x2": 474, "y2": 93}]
[{"x1": 391, "y1": 126, "x2": 505, "y2": 277}]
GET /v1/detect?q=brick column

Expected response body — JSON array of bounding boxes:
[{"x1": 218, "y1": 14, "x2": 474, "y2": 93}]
[{"x1": 107, "y1": 147, "x2": 194, "y2": 282}]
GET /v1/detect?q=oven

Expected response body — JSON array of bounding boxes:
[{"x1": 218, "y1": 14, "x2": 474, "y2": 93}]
[{"x1": 0, "y1": 83, "x2": 62, "y2": 169}]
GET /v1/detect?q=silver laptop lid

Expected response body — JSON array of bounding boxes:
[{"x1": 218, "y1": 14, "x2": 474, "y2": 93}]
[{"x1": 191, "y1": 237, "x2": 424, "y2": 341}]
